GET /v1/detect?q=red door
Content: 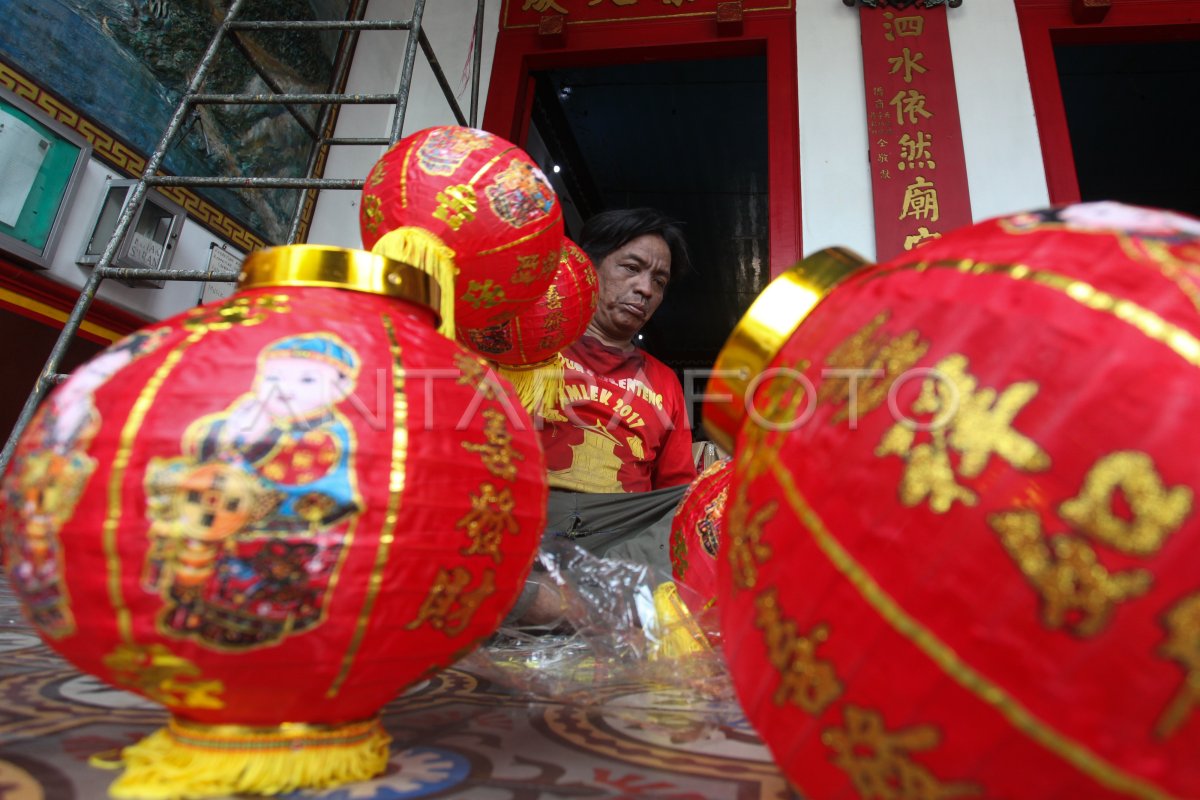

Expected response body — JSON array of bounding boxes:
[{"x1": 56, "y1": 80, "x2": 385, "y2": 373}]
[{"x1": 483, "y1": 2, "x2": 802, "y2": 277}]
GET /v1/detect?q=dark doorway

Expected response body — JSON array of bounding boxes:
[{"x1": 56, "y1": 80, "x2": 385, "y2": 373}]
[
  {"x1": 1054, "y1": 40, "x2": 1200, "y2": 218},
  {"x1": 526, "y1": 56, "x2": 770, "y2": 377}
]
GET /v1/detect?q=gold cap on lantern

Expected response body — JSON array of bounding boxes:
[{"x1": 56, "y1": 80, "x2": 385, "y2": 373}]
[
  {"x1": 702, "y1": 247, "x2": 868, "y2": 452},
  {"x1": 239, "y1": 244, "x2": 442, "y2": 319}
]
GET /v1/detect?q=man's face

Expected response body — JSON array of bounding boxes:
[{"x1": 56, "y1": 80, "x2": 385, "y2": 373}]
[{"x1": 591, "y1": 233, "x2": 671, "y2": 345}]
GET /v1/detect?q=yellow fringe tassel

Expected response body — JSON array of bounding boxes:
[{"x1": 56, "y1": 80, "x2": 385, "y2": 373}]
[
  {"x1": 649, "y1": 581, "x2": 712, "y2": 661},
  {"x1": 100, "y1": 716, "x2": 391, "y2": 799},
  {"x1": 371, "y1": 226, "x2": 459, "y2": 339},
  {"x1": 497, "y1": 353, "x2": 566, "y2": 418}
]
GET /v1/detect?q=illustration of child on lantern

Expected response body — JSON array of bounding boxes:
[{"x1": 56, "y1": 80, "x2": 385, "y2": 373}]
[
  {"x1": 2, "y1": 328, "x2": 170, "y2": 639},
  {"x1": 142, "y1": 333, "x2": 363, "y2": 649}
]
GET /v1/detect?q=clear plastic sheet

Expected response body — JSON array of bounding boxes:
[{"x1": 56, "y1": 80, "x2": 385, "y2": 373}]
[{"x1": 461, "y1": 540, "x2": 738, "y2": 726}]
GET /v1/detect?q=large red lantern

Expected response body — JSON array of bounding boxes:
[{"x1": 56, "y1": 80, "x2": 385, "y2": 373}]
[
  {"x1": 359, "y1": 126, "x2": 564, "y2": 337},
  {"x1": 668, "y1": 457, "x2": 732, "y2": 636},
  {"x1": 1, "y1": 246, "x2": 548, "y2": 798},
  {"x1": 707, "y1": 202, "x2": 1200, "y2": 799}
]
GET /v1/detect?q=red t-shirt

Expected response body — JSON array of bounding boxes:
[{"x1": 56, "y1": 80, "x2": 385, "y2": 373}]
[{"x1": 539, "y1": 335, "x2": 696, "y2": 493}]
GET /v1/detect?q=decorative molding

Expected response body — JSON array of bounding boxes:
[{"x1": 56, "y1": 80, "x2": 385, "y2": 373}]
[
  {"x1": 502, "y1": 1, "x2": 794, "y2": 30},
  {"x1": 717, "y1": 1, "x2": 746, "y2": 34},
  {"x1": 0, "y1": 257, "x2": 145, "y2": 343},
  {"x1": 1071, "y1": 0, "x2": 1112, "y2": 24},
  {"x1": 0, "y1": 59, "x2": 267, "y2": 252},
  {"x1": 844, "y1": 0, "x2": 963, "y2": 8}
]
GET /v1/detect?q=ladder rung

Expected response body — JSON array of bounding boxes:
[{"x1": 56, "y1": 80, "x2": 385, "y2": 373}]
[
  {"x1": 95, "y1": 267, "x2": 240, "y2": 282},
  {"x1": 226, "y1": 20, "x2": 412, "y2": 32},
  {"x1": 145, "y1": 176, "x2": 364, "y2": 189},
  {"x1": 322, "y1": 137, "x2": 393, "y2": 146},
  {"x1": 189, "y1": 93, "x2": 401, "y2": 105}
]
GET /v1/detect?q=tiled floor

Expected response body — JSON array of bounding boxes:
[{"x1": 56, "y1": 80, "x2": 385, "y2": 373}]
[{"x1": 0, "y1": 579, "x2": 796, "y2": 799}]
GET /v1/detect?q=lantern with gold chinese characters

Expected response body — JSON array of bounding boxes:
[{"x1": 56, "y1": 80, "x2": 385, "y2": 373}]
[
  {"x1": 668, "y1": 457, "x2": 732, "y2": 637},
  {"x1": 0, "y1": 245, "x2": 548, "y2": 798},
  {"x1": 359, "y1": 126, "x2": 564, "y2": 337},
  {"x1": 707, "y1": 202, "x2": 1200, "y2": 799},
  {"x1": 459, "y1": 237, "x2": 599, "y2": 414}
]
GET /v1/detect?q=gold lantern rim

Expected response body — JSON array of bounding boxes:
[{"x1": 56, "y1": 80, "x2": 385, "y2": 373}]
[
  {"x1": 239, "y1": 244, "x2": 441, "y2": 319},
  {"x1": 702, "y1": 247, "x2": 868, "y2": 452}
]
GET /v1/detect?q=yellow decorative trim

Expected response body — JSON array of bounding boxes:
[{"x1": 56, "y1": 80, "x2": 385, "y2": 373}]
[
  {"x1": 105, "y1": 715, "x2": 390, "y2": 798},
  {"x1": 103, "y1": 331, "x2": 201, "y2": 643},
  {"x1": 369, "y1": 229, "x2": 457, "y2": 336},
  {"x1": 768, "y1": 459, "x2": 1176, "y2": 800},
  {"x1": 326, "y1": 314, "x2": 408, "y2": 698},
  {"x1": 0, "y1": 287, "x2": 122, "y2": 343},
  {"x1": 474, "y1": 222, "x2": 561, "y2": 257},
  {"x1": 895, "y1": 259, "x2": 1200, "y2": 369},
  {"x1": 497, "y1": 353, "x2": 564, "y2": 417},
  {"x1": 703, "y1": 247, "x2": 868, "y2": 451},
  {"x1": 167, "y1": 715, "x2": 381, "y2": 749},
  {"x1": 239, "y1": 244, "x2": 440, "y2": 314},
  {"x1": 469, "y1": 146, "x2": 517, "y2": 187}
]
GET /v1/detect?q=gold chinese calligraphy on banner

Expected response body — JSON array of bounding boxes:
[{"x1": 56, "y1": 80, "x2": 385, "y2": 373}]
[{"x1": 859, "y1": 6, "x2": 972, "y2": 261}]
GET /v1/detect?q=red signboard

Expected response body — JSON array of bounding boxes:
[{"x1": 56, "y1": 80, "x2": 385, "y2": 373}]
[
  {"x1": 501, "y1": 0, "x2": 793, "y2": 29},
  {"x1": 860, "y1": 5, "x2": 972, "y2": 261}
]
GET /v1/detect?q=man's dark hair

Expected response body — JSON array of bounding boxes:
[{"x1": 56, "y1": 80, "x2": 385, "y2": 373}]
[{"x1": 578, "y1": 208, "x2": 691, "y2": 284}]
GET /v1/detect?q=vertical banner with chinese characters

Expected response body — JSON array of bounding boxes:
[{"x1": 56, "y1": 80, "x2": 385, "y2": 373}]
[{"x1": 860, "y1": 5, "x2": 971, "y2": 261}]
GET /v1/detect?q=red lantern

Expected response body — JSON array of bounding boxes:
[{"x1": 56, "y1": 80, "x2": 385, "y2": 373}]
[
  {"x1": 359, "y1": 126, "x2": 564, "y2": 336},
  {"x1": 1, "y1": 246, "x2": 548, "y2": 798},
  {"x1": 668, "y1": 457, "x2": 732, "y2": 636},
  {"x1": 707, "y1": 202, "x2": 1200, "y2": 799},
  {"x1": 459, "y1": 237, "x2": 599, "y2": 415},
  {"x1": 458, "y1": 237, "x2": 598, "y2": 367}
]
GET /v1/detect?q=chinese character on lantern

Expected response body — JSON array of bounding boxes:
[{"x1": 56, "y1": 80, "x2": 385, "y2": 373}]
[
  {"x1": 825, "y1": 706, "x2": 982, "y2": 799},
  {"x1": 875, "y1": 353, "x2": 1050, "y2": 512}
]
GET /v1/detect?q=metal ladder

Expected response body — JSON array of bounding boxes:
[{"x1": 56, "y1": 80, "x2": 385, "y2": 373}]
[{"x1": 0, "y1": 0, "x2": 486, "y2": 474}]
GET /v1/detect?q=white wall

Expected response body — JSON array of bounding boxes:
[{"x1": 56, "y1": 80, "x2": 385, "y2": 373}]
[
  {"x1": 37, "y1": 159, "x2": 237, "y2": 322},
  {"x1": 948, "y1": 0, "x2": 1049, "y2": 223},
  {"x1": 795, "y1": 0, "x2": 1049, "y2": 261},
  {"x1": 307, "y1": 0, "x2": 502, "y2": 249}
]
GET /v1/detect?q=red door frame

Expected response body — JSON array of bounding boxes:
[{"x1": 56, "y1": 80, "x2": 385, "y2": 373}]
[
  {"x1": 482, "y1": 11, "x2": 802, "y2": 277},
  {"x1": 1015, "y1": 0, "x2": 1200, "y2": 204}
]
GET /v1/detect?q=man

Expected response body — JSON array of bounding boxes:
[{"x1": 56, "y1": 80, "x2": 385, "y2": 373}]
[{"x1": 511, "y1": 208, "x2": 697, "y2": 626}]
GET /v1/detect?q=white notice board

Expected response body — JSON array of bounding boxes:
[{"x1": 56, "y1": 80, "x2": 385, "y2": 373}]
[{"x1": 200, "y1": 243, "x2": 244, "y2": 304}]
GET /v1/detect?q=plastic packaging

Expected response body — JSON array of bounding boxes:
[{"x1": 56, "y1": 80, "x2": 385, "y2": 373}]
[{"x1": 462, "y1": 540, "x2": 737, "y2": 718}]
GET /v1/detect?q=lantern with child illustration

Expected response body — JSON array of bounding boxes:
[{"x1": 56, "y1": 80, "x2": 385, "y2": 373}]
[
  {"x1": 1, "y1": 245, "x2": 548, "y2": 798},
  {"x1": 708, "y1": 202, "x2": 1200, "y2": 799}
]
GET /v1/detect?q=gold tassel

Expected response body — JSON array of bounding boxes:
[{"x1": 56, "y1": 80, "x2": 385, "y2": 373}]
[
  {"x1": 649, "y1": 581, "x2": 712, "y2": 661},
  {"x1": 100, "y1": 716, "x2": 391, "y2": 799},
  {"x1": 371, "y1": 227, "x2": 458, "y2": 338},
  {"x1": 497, "y1": 353, "x2": 565, "y2": 418}
]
